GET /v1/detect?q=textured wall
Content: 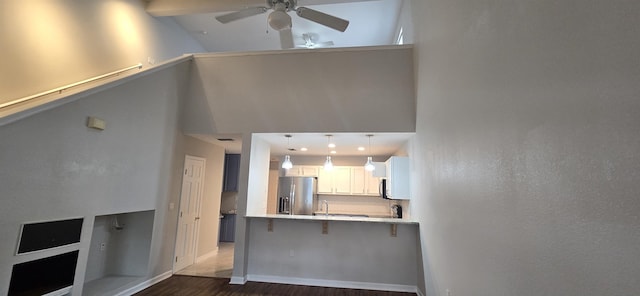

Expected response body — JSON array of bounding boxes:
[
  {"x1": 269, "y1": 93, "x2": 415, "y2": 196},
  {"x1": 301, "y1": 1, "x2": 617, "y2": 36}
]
[
  {"x1": 184, "y1": 47, "x2": 416, "y2": 135},
  {"x1": 0, "y1": 64, "x2": 190, "y2": 295},
  {"x1": 247, "y1": 218, "x2": 419, "y2": 289},
  {"x1": 411, "y1": 1, "x2": 640, "y2": 295},
  {"x1": 0, "y1": 0, "x2": 204, "y2": 103}
]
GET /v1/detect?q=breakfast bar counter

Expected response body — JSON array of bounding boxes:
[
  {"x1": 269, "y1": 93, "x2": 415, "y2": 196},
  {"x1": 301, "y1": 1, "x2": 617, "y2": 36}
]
[{"x1": 246, "y1": 213, "x2": 418, "y2": 224}]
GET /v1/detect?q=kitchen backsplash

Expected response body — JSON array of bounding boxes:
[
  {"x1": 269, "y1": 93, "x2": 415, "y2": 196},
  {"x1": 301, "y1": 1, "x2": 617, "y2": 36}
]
[
  {"x1": 220, "y1": 191, "x2": 238, "y2": 214},
  {"x1": 316, "y1": 194, "x2": 409, "y2": 218}
]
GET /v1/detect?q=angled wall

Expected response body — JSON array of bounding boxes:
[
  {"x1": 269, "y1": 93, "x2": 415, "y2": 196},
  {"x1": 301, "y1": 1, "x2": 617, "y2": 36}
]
[
  {"x1": 0, "y1": 0, "x2": 204, "y2": 106},
  {"x1": 184, "y1": 46, "x2": 416, "y2": 135}
]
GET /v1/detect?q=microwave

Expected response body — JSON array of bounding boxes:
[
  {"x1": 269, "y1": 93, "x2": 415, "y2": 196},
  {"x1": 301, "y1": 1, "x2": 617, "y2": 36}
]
[{"x1": 380, "y1": 179, "x2": 389, "y2": 199}]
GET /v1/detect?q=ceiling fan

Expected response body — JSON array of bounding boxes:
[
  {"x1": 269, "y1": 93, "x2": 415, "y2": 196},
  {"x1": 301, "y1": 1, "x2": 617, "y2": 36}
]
[
  {"x1": 215, "y1": 0, "x2": 349, "y2": 49},
  {"x1": 295, "y1": 33, "x2": 334, "y2": 48}
]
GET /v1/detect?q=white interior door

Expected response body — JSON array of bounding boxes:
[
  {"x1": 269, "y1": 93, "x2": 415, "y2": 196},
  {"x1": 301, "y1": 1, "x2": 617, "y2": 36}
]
[{"x1": 174, "y1": 155, "x2": 206, "y2": 271}]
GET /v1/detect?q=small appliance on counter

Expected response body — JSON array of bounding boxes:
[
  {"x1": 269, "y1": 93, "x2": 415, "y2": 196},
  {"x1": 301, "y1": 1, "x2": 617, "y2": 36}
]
[
  {"x1": 277, "y1": 176, "x2": 317, "y2": 215},
  {"x1": 391, "y1": 204, "x2": 403, "y2": 218}
]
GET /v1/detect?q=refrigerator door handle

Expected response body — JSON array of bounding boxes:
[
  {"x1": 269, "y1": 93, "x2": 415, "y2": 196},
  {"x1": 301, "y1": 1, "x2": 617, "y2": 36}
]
[{"x1": 290, "y1": 183, "x2": 296, "y2": 215}]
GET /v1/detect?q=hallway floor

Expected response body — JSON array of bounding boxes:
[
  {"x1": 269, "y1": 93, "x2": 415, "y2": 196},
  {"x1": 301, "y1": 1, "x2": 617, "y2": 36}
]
[{"x1": 175, "y1": 242, "x2": 234, "y2": 278}]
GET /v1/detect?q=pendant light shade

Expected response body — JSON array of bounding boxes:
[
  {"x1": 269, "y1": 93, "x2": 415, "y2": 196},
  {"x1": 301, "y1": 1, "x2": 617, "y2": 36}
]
[
  {"x1": 324, "y1": 135, "x2": 334, "y2": 170},
  {"x1": 324, "y1": 155, "x2": 333, "y2": 170},
  {"x1": 364, "y1": 156, "x2": 375, "y2": 171},
  {"x1": 282, "y1": 134, "x2": 293, "y2": 169},
  {"x1": 282, "y1": 155, "x2": 293, "y2": 169},
  {"x1": 364, "y1": 134, "x2": 376, "y2": 171}
]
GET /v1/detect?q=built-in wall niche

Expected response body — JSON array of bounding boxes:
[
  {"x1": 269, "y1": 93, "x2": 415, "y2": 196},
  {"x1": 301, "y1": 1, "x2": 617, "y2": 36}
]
[
  {"x1": 9, "y1": 250, "x2": 79, "y2": 296},
  {"x1": 83, "y1": 210, "x2": 154, "y2": 296},
  {"x1": 16, "y1": 218, "x2": 83, "y2": 255}
]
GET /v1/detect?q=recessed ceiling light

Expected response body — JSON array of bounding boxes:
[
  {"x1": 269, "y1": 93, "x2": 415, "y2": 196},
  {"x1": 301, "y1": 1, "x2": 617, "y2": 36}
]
[
  {"x1": 357, "y1": 146, "x2": 365, "y2": 151},
  {"x1": 300, "y1": 147, "x2": 308, "y2": 151},
  {"x1": 330, "y1": 150, "x2": 337, "y2": 154}
]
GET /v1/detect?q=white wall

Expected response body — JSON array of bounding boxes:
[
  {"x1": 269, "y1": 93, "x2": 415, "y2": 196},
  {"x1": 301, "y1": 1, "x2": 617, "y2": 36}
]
[
  {"x1": 0, "y1": 0, "x2": 204, "y2": 104},
  {"x1": 411, "y1": 1, "x2": 640, "y2": 295},
  {"x1": 183, "y1": 47, "x2": 416, "y2": 135},
  {"x1": 0, "y1": 63, "x2": 191, "y2": 295},
  {"x1": 247, "y1": 218, "x2": 419, "y2": 290},
  {"x1": 0, "y1": 2, "x2": 205, "y2": 292},
  {"x1": 245, "y1": 135, "x2": 272, "y2": 216}
]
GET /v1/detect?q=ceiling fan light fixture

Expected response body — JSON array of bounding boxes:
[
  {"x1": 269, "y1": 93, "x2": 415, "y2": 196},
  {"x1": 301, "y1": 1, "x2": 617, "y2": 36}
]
[{"x1": 268, "y1": 10, "x2": 291, "y2": 31}]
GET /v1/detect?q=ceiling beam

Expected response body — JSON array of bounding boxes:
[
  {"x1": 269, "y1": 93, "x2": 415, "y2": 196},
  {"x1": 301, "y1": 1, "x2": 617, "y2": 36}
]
[{"x1": 145, "y1": 0, "x2": 379, "y2": 17}]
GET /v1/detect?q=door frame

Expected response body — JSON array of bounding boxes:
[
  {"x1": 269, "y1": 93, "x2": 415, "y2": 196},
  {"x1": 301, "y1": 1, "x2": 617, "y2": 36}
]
[{"x1": 173, "y1": 154, "x2": 206, "y2": 273}]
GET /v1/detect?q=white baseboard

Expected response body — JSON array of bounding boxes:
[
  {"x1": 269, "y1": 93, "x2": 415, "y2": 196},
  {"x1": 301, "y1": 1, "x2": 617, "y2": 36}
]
[
  {"x1": 113, "y1": 270, "x2": 172, "y2": 296},
  {"x1": 230, "y1": 275, "x2": 247, "y2": 285},
  {"x1": 196, "y1": 248, "x2": 218, "y2": 263},
  {"x1": 246, "y1": 274, "x2": 417, "y2": 293}
]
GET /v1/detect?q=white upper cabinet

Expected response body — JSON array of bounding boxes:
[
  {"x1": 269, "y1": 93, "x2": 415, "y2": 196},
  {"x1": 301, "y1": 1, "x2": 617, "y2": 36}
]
[
  {"x1": 289, "y1": 165, "x2": 385, "y2": 197},
  {"x1": 285, "y1": 165, "x2": 319, "y2": 177},
  {"x1": 351, "y1": 167, "x2": 381, "y2": 196},
  {"x1": 385, "y1": 156, "x2": 410, "y2": 200},
  {"x1": 318, "y1": 166, "x2": 351, "y2": 194}
]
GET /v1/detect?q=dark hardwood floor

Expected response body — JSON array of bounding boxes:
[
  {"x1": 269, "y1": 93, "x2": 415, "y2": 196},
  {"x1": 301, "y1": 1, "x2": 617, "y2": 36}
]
[{"x1": 135, "y1": 275, "x2": 417, "y2": 296}]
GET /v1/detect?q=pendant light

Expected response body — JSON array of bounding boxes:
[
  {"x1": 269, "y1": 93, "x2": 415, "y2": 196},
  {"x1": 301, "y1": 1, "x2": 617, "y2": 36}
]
[
  {"x1": 324, "y1": 135, "x2": 333, "y2": 170},
  {"x1": 364, "y1": 134, "x2": 375, "y2": 171},
  {"x1": 281, "y1": 134, "x2": 293, "y2": 169}
]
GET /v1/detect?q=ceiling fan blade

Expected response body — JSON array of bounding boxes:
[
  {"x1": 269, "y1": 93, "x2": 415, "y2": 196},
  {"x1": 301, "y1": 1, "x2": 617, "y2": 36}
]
[
  {"x1": 295, "y1": 40, "x2": 334, "y2": 49},
  {"x1": 317, "y1": 41, "x2": 334, "y2": 47},
  {"x1": 215, "y1": 7, "x2": 268, "y2": 24},
  {"x1": 279, "y1": 28, "x2": 295, "y2": 49},
  {"x1": 295, "y1": 7, "x2": 349, "y2": 32}
]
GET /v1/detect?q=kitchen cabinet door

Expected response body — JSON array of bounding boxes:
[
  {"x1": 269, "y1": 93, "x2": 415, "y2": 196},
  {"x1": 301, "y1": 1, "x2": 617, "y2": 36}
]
[
  {"x1": 365, "y1": 173, "x2": 381, "y2": 196},
  {"x1": 219, "y1": 214, "x2": 236, "y2": 242},
  {"x1": 299, "y1": 166, "x2": 319, "y2": 177},
  {"x1": 351, "y1": 167, "x2": 367, "y2": 195},
  {"x1": 285, "y1": 165, "x2": 319, "y2": 177},
  {"x1": 332, "y1": 167, "x2": 351, "y2": 194},
  {"x1": 223, "y1": 154, "x2": 240, "y2": 192},
  {"x1": 317, "y1": 168, "x2": 334, "y2": 194},
  {"x1": 351, "y1": 167, "x2": 381, "y2": 196},
  {"x1": 385, "y1": 156, "x2": 410, "y2": 199},
  {"x1": 317, "y1": 167, "x2": 350, "y2": 194}
]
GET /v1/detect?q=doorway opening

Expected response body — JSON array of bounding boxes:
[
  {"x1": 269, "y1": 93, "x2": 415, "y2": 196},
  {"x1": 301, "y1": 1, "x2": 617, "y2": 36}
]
[{"x1": 174, "y1": 153, "x2": 240, "y2": 278}]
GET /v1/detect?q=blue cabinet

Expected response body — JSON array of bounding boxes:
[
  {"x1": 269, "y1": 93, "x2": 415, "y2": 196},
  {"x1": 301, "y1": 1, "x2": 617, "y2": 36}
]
[
  {"x1": 223, "y1": 154, "x2": 240, "y2": 192},
  {"x1": 219, "y1": 214, "x2": 236, "y2": 242}
]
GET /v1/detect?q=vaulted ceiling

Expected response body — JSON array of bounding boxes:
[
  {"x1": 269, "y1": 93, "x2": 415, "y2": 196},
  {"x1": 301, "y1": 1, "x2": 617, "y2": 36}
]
[
  {"x1": 144, "y1": 0, "x2": 414, "y2": 154},
  {"x1": 147, "y1": 0, "x2": 408, "y2": 52}
]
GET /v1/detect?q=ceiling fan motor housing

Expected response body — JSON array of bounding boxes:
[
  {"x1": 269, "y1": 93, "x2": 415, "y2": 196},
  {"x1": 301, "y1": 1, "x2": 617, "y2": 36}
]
[{"x1": 267, "y1": 0, "x2": 297, "y2": 12}]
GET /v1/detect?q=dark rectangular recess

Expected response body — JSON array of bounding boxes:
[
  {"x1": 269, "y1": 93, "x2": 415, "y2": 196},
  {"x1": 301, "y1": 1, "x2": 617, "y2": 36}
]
[
  {"x1": 17, "y1": 218, "x2": 83, "y2": 254},
  {"x1": 8, "y1": 250, "x2": 79, "y2": 296}
]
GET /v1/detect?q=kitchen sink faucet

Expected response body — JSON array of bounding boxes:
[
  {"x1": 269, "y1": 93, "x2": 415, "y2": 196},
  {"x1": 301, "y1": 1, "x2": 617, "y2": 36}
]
[{"x1": 322, "y1": 200, "x2": 329, "y2": 216}]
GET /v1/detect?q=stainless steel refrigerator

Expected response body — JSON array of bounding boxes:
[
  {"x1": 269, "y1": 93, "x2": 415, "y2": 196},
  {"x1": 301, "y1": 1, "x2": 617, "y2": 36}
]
[{"x1": 277, "y1": 177, "x2": 317, "y2": 215}]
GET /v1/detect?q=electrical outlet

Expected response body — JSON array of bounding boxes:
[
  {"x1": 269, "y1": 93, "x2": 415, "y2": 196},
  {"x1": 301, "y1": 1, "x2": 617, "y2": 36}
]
[
  {"x1": 100, "y1": 242, "x2": 106, "y2": 251},
  {"x1": 289, "y1": 249, "x2": 294, "y2": 257}
]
